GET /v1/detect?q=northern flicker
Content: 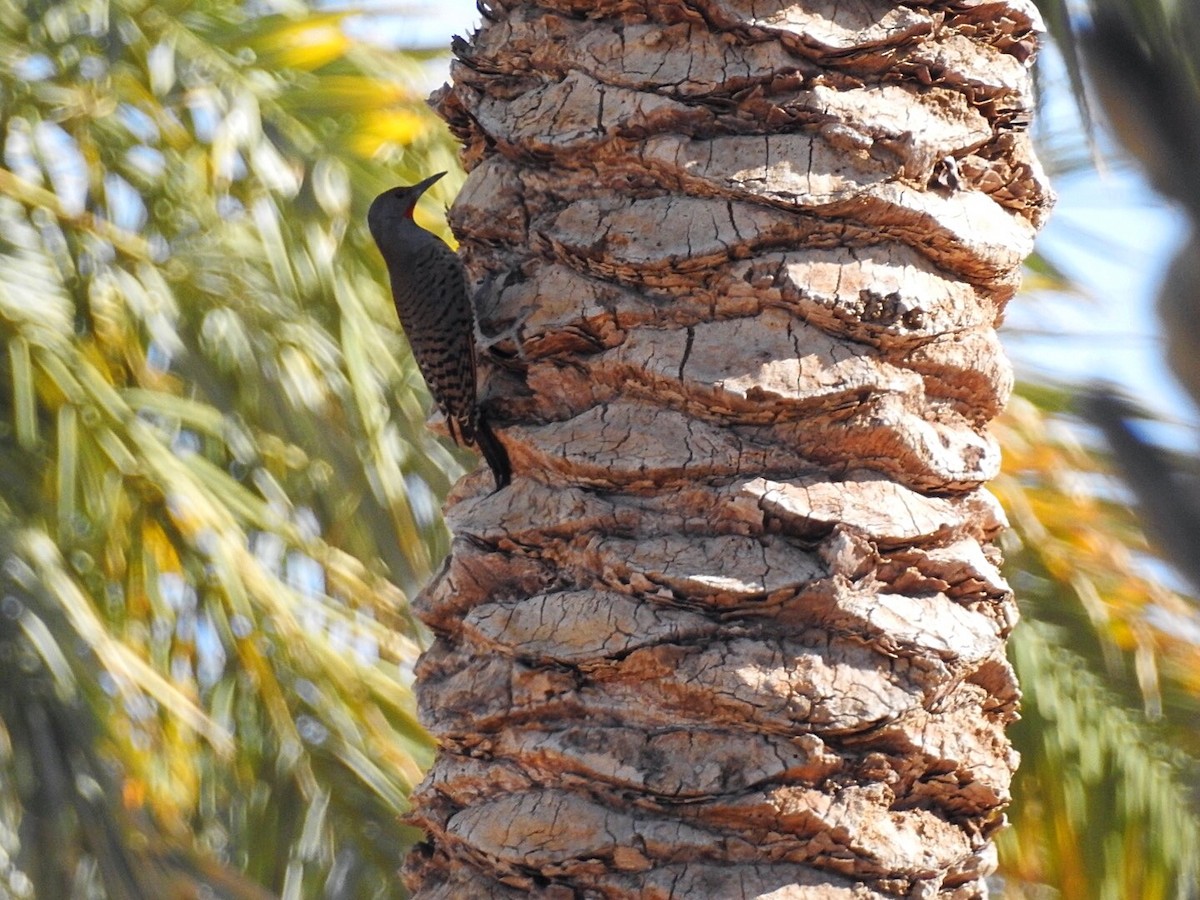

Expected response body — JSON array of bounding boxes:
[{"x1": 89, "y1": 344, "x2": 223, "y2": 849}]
[{"x1": 368, "y1": 172, "x2": 511, "y2": 490}]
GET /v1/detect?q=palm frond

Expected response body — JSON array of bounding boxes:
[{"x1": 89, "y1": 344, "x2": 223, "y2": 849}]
[
  {"x1": 1, "y1": 0, "x2": 455, "y2": 893},
  {"x1": 1002, "y1": 620, "x2": 1200, "y2": 899},
  {"x1": 995, "y1": 392, "x2": 1200, "y2": 896}
]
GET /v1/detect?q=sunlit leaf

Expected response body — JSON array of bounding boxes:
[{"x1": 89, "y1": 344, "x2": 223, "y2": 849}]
[
  {"x1": 352, "y1": 107, "x2": 440, "y2": 156},
  {"x1": 0, "y1": 0, "x2": 457, "y2": 894}
]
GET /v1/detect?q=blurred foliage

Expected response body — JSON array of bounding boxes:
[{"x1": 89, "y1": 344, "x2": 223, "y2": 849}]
[
  {"x1": 1004, "y1": 618, "x2": 1198, "y2": 900},
  {"x1": 995, "y1": 392, "x2": 1200, "y2": 898},
  {"x1": 0, "y1": 0, "x2": 467, "y2": 894},
  {"x1": 998, "y1": 5, "x2": 1200, "y2": 897},
  {"x1": 1032, "y1": 0, "x2": 1200, "y2": 184}
]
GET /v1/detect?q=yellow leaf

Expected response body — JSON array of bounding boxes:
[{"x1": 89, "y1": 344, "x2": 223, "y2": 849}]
[
  {"x1": 143, "y1": 518, "x2": 182, "y2": 576},
  {"x1": 256, "y1": 18, "x2": 351, "y2": 71},
  {"x1": 303, "y1": 75, "x2": 417, "y2": 111},
  {"x1": 352, "y1": 109, "x2": 432, "y2": 157}
]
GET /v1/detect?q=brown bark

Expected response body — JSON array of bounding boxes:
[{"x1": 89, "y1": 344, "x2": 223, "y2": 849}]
[{"x1": 405, "y1": 1, "x2": 1050, "y2": 896}]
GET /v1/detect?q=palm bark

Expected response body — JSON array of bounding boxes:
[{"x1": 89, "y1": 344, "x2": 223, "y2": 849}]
[{"x1": 406, "y1": 0, "x2": 1051, "y2": 896}]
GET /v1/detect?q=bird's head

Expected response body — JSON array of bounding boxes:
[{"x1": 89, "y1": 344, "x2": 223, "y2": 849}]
[{"x1": 367, "y1": 171, "x2": 447, "y2": 241}]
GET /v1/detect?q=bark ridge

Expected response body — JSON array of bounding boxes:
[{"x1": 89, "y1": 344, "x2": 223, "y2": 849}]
[{"x1": 407, "y1": 1, "x2": 1050, "y2": 897}]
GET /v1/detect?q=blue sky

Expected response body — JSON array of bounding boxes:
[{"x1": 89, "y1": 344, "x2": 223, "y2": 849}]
[
  {"x1": 1012, "y1": 162, "x2": 1189, "y2": 418},
  {"x1": 1009, "y1": 42, "x2": 1192, "y2": 427}
]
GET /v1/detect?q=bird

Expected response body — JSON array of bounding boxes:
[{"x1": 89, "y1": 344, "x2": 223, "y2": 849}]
[{"x1": 367, "y1": 172, "x2": 512, "y2": 490}]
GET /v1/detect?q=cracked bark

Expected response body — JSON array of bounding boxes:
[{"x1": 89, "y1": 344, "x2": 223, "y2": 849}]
[{"x1": 406, "y1": 1, "x2": 1050, "y2": 897}]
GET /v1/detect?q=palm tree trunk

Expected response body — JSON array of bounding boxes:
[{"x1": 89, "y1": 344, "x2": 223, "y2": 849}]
[{"x1": 405, "y1": 0, "x2": 1051, "y2": 895}]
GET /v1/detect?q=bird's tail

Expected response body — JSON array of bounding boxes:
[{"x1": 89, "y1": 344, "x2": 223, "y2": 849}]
[{"x1": 474, "y1": 415, "x2": 512, "y2": 491}]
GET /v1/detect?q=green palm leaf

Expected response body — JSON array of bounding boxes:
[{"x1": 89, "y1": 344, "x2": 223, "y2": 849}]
[{"x1": 0, "y1": 0, "x2": 453, "y2": 893}]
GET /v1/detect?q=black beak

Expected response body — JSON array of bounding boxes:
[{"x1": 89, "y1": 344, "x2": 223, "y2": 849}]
[{"x1": 412, "y1": 171, "x2": 447, "y2": 196}]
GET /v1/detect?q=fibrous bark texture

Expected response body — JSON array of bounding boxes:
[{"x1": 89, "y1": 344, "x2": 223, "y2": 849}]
[{"x1": 406, "y1": 1, "x2": 1050, "y2": 897}]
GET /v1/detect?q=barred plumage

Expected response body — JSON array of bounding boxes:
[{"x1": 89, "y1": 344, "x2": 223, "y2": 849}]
[{"x1": 368, "y1": 173, "x2": 511, "y2": 489}]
